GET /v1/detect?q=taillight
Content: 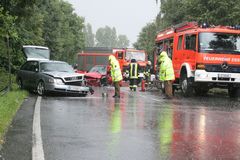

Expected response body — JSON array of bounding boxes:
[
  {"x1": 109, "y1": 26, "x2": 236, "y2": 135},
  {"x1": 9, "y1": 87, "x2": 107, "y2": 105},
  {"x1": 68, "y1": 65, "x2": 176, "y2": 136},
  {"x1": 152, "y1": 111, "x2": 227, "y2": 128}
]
[{"x1": 196, "y1": 63, "x2": 205, "y2": 70}]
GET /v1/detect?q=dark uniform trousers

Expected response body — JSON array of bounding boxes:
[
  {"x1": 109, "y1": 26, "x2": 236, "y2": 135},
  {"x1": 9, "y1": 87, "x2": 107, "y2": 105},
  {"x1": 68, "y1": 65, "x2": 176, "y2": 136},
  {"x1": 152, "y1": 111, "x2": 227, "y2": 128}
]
[
  {"x1": 129, "y1": 78, "x2": 137, "y2": 91},
  {"x1": 114, "y1": 81, "x2": 120, "y2": 97}
]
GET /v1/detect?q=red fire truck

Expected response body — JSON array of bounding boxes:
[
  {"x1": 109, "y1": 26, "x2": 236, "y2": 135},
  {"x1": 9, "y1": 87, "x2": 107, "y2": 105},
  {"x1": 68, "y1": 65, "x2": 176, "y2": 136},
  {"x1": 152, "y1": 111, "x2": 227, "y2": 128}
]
[
  {"x1": 114, "y1": 48, "x2": 148, "y2": 81},
  {"x1": 77, "y1": 47, "x2": 113, "y2": 73},
  {"x1": 155, "y1": 22, "x2": 240, "y2": 97},
  {"x1": 77, "y1": 47, "x2": 148, "y2": 85}
]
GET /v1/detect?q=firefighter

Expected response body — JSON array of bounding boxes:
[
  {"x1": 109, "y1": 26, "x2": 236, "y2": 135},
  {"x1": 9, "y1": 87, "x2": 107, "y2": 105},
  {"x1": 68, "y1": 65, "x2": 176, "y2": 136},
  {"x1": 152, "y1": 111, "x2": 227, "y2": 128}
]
[
  {"x1": 158, "y1": 51, "x2": 175, "y2": 99},
  {"x1": 108, "y1": 55, "x2": 123, "y2": 98},
  {"x1": 127, "y1": 59, "x2": 139, "y2": 91}
]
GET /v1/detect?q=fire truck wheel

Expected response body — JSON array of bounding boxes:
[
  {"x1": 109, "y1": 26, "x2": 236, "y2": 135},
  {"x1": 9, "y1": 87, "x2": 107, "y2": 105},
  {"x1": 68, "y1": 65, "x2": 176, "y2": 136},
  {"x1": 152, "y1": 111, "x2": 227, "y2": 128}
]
[
  {"x1": 180, "y1": 73, "x2": 193, "y2": 97},
  {"x1": 228, "y1": 87, "x2": 240, "y2": 98}
]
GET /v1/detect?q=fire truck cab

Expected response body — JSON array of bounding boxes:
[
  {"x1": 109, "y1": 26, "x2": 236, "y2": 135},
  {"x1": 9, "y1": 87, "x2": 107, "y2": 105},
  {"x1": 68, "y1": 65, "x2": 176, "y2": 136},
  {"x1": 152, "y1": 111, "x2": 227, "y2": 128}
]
[
  {"x1": 155, "y1": 22, "x2": 240, "y2": 97},
  {"x1": 114, "y1": 48, "x2": 148, "y2": 81}
]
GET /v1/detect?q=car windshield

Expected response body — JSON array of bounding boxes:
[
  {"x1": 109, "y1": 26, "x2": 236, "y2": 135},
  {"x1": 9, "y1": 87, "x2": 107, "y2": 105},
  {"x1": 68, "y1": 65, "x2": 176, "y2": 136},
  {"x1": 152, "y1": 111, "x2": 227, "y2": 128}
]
[
  {"x1": 199, "y1": 32, "x2": 240, "y2": 54},
  {"x1": 89, "y1": 65, "x2": 107, "y2": 74},
  {"x1": 40, "y1": 62, "x2": 74, "y2": 73},
  {"x1": 125, "y1": 51, "x2": 146, "y2": 61}
]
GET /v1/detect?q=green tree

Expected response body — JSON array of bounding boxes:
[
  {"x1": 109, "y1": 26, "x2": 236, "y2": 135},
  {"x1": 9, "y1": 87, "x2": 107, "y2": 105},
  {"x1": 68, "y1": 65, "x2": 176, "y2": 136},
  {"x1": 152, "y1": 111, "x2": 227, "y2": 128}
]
[
  {"x1": 0, "y1": 5, "x2": 24, "y2": 88},
  {"x1": 158, "y1": 0, "x2": 185, "y2": 28},
  {"x1": 117, "y1": 35, "x2": 129, "y2": 48},
  {"x1": 134, "y1": 22, "x2": 157, "y2": 61},
  {"x1": 84, "y1": 23, "x2": 95, "y2": 47},
  {"x1": 0, "y1": 8, "x2": 17, "y2": 38},
  {"x1": 41, "y1": 0, "x2": 85, "y2": 64},
  {"x1": 135, "y1": 0, "x2": 240, "y2": 60},
  {"x1": 95, "y1": 26, "x2": 129, "y2": 48},
  {"x1": 0, "y1": 7, "x2": 19, "y2": 73},
  {"x1": 181, "y1": 0, "x2": 240, "y2": 25},
  {"x1": 95, "y1": 26, "x2": 118, "y2": 47},
  {"x1": 0, "y1": 0, "x2": 45, "y2": 72},
  {"x1": 157, "y1": 0, "x2": 240, "y2": 27},
  {"x1": 0, "y1": 0, "x2": 86, "y2": 70}
]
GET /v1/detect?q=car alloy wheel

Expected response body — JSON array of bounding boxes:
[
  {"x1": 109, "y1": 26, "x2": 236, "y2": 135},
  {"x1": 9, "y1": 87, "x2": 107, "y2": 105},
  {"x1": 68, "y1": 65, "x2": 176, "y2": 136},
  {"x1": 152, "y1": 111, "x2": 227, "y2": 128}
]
[{"x1": 37, "y1": 81, "x2": 45, "y2": 96}]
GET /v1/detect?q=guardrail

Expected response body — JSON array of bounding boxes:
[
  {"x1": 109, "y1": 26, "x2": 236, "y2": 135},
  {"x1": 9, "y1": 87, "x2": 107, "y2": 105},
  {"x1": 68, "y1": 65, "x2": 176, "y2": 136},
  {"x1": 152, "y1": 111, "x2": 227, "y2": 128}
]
[
  {"x1": 0, "y1": 69, "x2": 11, "y2": 96},
  {"x1": 0, "y1": 36, "x2": 13, "y2": 96},
  {"x1": 0, "y1": 86, "x2": 9, "y2": 96}
]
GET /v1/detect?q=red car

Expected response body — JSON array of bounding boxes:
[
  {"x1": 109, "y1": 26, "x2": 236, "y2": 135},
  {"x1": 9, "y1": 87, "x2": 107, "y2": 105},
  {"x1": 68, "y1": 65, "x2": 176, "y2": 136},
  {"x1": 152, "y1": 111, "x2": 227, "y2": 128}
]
[{"x1": 84, "y1": 65, "x2": 111, "y2": 86}]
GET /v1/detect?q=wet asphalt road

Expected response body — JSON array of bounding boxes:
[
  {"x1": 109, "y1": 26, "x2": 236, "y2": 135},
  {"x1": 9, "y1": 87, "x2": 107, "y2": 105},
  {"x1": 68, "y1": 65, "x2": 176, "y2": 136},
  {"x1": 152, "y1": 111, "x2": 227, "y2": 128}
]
[
  {"x1": 38, "y1": 87, "x2": 240, "y2": 160},
  {"x1": 1, "y1": 87, "x2": 240, "y2": 160}
]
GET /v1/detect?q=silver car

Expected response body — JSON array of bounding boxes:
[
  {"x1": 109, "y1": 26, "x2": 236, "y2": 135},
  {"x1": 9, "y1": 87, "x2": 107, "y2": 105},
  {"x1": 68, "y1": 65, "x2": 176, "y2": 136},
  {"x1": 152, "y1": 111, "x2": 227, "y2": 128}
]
[{"x1": 16, "y1": 45, "x2": 91, "y2": 96}]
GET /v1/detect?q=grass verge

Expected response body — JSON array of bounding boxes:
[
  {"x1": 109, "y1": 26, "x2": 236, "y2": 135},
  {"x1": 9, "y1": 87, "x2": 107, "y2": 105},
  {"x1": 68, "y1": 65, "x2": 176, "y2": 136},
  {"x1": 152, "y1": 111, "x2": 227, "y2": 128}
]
[{"x1": 0, "y1": 84, "x2": 28, "y2": 144}]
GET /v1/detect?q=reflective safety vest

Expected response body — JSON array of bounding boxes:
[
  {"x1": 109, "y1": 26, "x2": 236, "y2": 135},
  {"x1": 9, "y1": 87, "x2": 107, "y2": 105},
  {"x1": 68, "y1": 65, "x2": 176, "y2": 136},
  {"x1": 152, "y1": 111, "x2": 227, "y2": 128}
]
[
  {"x1": 129, "y1": 63, "x2": 138, "y2": 79},
  {"x1": 159, "y1": 51, "x2": 175, "y2": 81},
  {"x1": 110, "y1": 60, "x2": 123, "y2": 82}
]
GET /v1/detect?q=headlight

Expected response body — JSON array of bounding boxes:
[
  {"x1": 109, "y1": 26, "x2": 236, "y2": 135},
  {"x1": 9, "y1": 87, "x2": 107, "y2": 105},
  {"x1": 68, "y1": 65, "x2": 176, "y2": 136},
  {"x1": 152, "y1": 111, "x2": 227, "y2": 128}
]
[
  {"x1": 48, "y1": 78, "x2": 54, "y2": 83},
  {"x1": 54, "y1": 78, "x2": 64, "y2": 85}
]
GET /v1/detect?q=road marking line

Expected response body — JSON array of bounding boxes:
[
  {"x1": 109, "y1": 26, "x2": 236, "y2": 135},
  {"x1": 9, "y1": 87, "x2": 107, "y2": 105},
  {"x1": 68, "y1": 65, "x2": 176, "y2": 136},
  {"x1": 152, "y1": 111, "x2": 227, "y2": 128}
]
[{"x1": 32, "y1": 96, "x2": 45, "y2": 160}]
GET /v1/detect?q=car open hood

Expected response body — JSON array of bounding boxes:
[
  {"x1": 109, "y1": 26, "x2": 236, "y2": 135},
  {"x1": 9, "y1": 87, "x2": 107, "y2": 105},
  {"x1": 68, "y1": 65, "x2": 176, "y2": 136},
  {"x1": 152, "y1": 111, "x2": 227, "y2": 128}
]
[
  {"x1": 85, "y1": 72, "x2": 102, "y2": 79},
  {"x1": 23, "y1": 45, "x2": 50, "y2": 60}
]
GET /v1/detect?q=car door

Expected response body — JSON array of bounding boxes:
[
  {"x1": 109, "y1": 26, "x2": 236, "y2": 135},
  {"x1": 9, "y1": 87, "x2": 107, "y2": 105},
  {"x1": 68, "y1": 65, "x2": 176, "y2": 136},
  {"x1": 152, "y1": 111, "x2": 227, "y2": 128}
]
[
  {"x1": 173, "y1": 34, "x2": 184, "y2": 78},
  {"x1": 184, "y1": 34, "x2": 197, "y2": 67},
  {"x1": 19, "y1": 61, "x2": 35, "y2": 89},
  {"x1": 28, "y1": 61, "x2": 40, "y2": 89}
]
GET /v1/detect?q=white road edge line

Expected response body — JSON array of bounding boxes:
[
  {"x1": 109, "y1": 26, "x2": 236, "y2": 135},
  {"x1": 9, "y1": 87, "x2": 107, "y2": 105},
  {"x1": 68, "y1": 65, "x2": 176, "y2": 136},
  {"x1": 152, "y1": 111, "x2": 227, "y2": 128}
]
[{"x1": 32, "y1": 96, "x2": 45, "y2": 160}]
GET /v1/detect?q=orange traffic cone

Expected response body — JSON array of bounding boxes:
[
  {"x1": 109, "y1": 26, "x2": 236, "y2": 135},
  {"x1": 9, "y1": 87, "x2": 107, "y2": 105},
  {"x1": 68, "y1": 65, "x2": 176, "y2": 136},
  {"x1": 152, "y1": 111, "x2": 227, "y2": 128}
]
[{"x1": 141, "y1": 79, "x2": 145, "y2": 92}]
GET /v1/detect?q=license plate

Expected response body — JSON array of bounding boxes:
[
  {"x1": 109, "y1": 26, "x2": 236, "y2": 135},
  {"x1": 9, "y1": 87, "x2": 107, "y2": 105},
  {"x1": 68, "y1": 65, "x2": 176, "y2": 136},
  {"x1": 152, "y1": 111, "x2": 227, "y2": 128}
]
[
  {"x1": 68, "y1": 86, "x2": 80, "y2": 91},
  {"x1": 218, "y1": 74, "x2": 231, "y2": 78}
]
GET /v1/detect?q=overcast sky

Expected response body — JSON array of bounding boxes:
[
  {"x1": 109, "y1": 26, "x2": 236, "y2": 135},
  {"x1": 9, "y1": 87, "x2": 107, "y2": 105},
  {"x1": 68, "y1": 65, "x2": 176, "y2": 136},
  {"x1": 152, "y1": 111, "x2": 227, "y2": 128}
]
[{"x1": 66, "y1": 0, "x2": 159, "y2": 46}]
